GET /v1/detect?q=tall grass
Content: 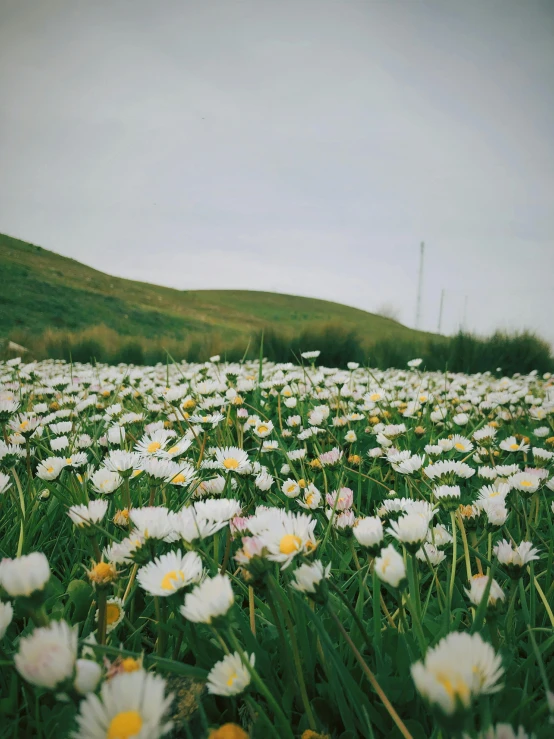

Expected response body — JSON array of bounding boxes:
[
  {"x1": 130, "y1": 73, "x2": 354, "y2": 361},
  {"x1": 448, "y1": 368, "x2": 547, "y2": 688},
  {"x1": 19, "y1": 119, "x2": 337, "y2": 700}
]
[{"x1": 3, "y1": 323, "x2": 552, "y2": 375}]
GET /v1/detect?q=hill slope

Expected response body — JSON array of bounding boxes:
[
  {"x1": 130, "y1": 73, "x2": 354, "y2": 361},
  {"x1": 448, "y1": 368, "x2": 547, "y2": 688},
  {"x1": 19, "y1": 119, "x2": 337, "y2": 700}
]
[{"x1": 1, "y1": 232, "x2": 433, "y2": 346}]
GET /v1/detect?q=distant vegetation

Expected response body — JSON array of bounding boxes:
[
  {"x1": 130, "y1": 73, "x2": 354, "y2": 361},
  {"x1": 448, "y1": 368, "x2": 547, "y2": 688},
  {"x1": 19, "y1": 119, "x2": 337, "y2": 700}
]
[
  {"x1": 2, "y1": 232, "x2": 552, "y2": 374},
  {"x1": 2, "y1": 322, "x2": 551, "y2": 376}
]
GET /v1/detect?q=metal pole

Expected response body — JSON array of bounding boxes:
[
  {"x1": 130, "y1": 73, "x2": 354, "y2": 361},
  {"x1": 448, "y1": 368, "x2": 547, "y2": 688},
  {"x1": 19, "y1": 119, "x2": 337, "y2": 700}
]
[
  {"x1": 437, "y1": 289, "x2": 445, "y2": 334},
  {"x1": 462, "y1": 294, "x2": 468, "y2": 331},
  {"x1": 415, "y1": 241, "x2": 425, "y2": 329}
]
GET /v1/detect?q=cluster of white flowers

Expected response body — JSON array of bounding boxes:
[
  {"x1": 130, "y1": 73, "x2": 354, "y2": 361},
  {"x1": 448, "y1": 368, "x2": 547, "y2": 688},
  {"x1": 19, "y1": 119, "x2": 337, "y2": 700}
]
[{"x1": 0, "y1": 355, "x2": 552, "y2": 737}]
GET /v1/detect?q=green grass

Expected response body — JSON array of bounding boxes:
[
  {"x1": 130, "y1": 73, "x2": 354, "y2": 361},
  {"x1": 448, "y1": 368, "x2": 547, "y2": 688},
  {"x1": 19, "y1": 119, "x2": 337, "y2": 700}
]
[{"x1": 0, "y1": 232, "x2": 433, "y2": 345}]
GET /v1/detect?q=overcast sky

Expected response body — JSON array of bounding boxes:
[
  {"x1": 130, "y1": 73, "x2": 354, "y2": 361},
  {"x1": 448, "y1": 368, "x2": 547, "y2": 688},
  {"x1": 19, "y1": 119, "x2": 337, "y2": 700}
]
[{"x1": 1, "y1": 0, "x2": 553, "y2": 343}]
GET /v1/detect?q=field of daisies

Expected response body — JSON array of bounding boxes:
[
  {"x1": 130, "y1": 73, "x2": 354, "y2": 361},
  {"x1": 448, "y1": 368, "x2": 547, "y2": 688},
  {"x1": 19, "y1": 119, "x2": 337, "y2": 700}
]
[{"x1": 1, "y1": 354, "x2": 553, "y2": 739}]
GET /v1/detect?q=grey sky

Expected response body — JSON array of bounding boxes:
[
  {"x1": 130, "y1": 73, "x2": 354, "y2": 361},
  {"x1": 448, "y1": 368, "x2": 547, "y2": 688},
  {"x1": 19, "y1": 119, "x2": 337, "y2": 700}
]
[{"x1": 1, "y1": 0, "x2": 553, "y2": 343}]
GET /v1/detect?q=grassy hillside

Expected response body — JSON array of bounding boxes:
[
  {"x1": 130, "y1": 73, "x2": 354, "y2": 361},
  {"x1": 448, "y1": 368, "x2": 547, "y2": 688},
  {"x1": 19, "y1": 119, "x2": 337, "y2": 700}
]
[{"x1": 1, "y1": 232, "x2": 432, "y2": 346}]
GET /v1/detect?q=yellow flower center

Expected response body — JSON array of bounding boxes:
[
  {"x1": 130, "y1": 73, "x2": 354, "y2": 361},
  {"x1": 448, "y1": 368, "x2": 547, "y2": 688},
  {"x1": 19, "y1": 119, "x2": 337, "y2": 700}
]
[
  {"x1": 106, "y1": 603, "x2": 122, "y2": 625},
  {"x1": 223, "y1": 458, "x2": 239, "y2": 470},
  {"x1": 20, "y1": 421, "x2": 29, "y2": 430},
  {"x1": 510, "y1": 443, "x2": 519, "y2": 450},
  {"x1": 47, "y1": 466, "x2": 54, "y2": 474},
  {"x1": 161, "y1": 569, "x2": 185, "y2": 592},
  {"x1": 66, "y1": 457, "x2": 73, "y2": 464},
  {"x1": 286, "y1": 483, "x2": 297, "y2": 493},
  {"x1": 208, "y1": 724, "x2": 249, "y2": 739},
  {"x1": 257, "y1": 425, "x2": 268, "y2": 434},
  {"x1": 279, "y1": 534, "x2": 302, "y2": 555},
  {"x1": 107, "y1": 710, "x2": 143, "y2": 739},
  {"x1": 437, "y1": 674, "x2": 470, "y2": 704},
  {"x1": 520, "y1": 480, "x2": 532, "y2": 487},
  {"x1": 298, "y1": 479, "x2": 306, "y2": 488},
  {"x1": 454, "y1": 443, "x2": 465, "y2": 451},
  {"x1": 167, "y1": 446, "x2": 179, "y2": 455},
  {"x1": 89, "y1": 561, "x2": 116, "y2": 583},
  {"x1": 121, "y1": 657, "x2": 141, "y2": 673},
  {"x1": 226, "y1": 671, "x2": 238, "y2": 687},
  {"x1": 306, "y1": 494, "x2": 314, "y2": 506},
  {"x1": 370, "y1": 394, "x2": 380, "y2": 401},
  {"x1": 172, "y1": 474, "x2": 186, "y2": 484},
  {"x1": 147, "y1": 441, "x2": 161, "y2": 453}
]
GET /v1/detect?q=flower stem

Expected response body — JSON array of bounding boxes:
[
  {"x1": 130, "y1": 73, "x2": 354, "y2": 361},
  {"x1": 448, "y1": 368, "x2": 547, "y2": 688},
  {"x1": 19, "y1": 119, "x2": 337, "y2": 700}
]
[
  {"x1": 123, "y1": 478, "x2": 131, "y2": 509},
  {"x1": 97, "y1": 588, "x2": 108, "y2": 645},
  {"x1": 326, "y1": 604, "x2": 413, "y2": 739},
  {"x1": 470, "y1": 531, "x2": 483, "y2": 575},
  {"x1": 456, "y1": 511, "x2": 472, "y2": 583},
  {"x1": 268, "y1": 577, "x2": 316, "y2": 731},
  {"x1": 154, "y1": 596, "x2": 165, "y2": 655},
  {"x1": 248, "y1": 585, "x2": 257, "y2": 637},
  {"x1": 226, "y1": 629, "x2": 295, "y2": 739},
  {"x1": 448, "y1": 511, "x2": 458, "y2": 611}
]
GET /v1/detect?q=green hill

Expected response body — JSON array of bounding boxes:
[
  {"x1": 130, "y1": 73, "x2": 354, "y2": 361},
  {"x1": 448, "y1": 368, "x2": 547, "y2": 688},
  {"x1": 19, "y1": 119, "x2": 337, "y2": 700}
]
[
  {"x1": 1, "y1": 232, "x2": 432, "y2": 340},
  {"x1": 2, "y1": 232, "x2": 552, "y2": 374}
]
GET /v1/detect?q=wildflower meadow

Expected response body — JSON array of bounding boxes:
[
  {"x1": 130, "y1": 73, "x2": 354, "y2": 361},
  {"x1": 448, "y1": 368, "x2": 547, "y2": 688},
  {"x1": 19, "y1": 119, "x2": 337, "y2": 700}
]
[{"x1": 0, "y1": 353, "x2": 553, "y2": 739}]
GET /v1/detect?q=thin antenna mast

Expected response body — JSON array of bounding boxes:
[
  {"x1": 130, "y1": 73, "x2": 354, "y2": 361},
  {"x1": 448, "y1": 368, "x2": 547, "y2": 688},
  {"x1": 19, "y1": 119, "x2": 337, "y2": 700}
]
[
  {"x1": 437, "y1": 289, "x2": 445, "y2": 334},
  {"x1": 415, "y1": 241, "x2": 425, "y2": 329}
]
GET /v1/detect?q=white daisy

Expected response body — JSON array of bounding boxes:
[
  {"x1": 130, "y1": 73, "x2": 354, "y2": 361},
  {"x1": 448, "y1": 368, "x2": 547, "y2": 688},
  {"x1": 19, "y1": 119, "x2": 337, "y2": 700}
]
[
  {"x1": 180, "y1": 573, "x2": 234, "y2": 624},
  {"x1": 137, "y1": 550, "x2": 203, "y2": 597},
  {"x1": 73, "y1": 669, "x2": 173, "y2": 739},
  {"x1": 206, "y1": 651, "x2": 255, "y2": 696}
]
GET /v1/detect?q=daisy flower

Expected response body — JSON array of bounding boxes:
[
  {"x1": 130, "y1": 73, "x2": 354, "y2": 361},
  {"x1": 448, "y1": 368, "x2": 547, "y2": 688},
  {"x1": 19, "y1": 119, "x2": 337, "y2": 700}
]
[
  {"x1": 68, "y1": 500, "x2": 109, "y2": 529},
  {"x1": 214, "y1": 446, "x2": 250, "y2": 474},
  {"x1": 96, "y1": 597, "x2": 125, "y2": 633},
  {"x1": 259, "y1": 511, "x2": 317, "y2": 569},
  {"x1": 36, "y1": 456, "x2": 67, "y2": 481},
  {"x1": 465, "y1": 574, "x2": 505, "y2": 608},
  {"x1": 0, "y1": 601, "x2": 14, "y2": 639},
  {"x1": 104, "y1": 450, "x2": 141, "y2": 477},
  {"x1": 74, "y1": 659, "x2": 103, "y2": 695},
  {"x1": 500, "y1": 436, "x2": 530, "y2": 453},
  {"x1": 206, "y1": 651, "x2": 255, "y2": 696},
  {"x1": 451, "y1": 435, "x2": 473, "y2": 453},
  {"x1": 180, "y1": 574, "x2": 234, "y2": 624},
  {"x1": 388, "y1": 513, "x2": 429, "y2": 551},
  {"x1": 0, "y1": 551, "x2": 50, "y2": 598},
  {"x1": 134, "y1": 428, "x2": 174, "y2": 456},
  {"x1": 509, "y1": 471, "x2": 540, "y2": 493},
  {"x1": 374, "y1": 545, "x2": 406, "y2": 588},
  {"x1": 291, "y1": 560, "x2": 331, "y2": 598},
  {"x1": 493, "y1": 539, "x2": 540, "y2": 576},
  {"x1": 353, "y1": 516, "x2": 384, "y2": 553},
  {"x1": 129, "y1": 507, "x2": 178, "y2": 542},
  {"x1": 73, "y1": 669, "x2": 173, "y2": 739},
  {"x1": 253, "y1": 420, "x2": 274, "y2": 438},
  {"x1": 416, "y1": 543, "x2": 446, "y2": 566},
  {"x1": 90, "y1": 468, "x2": 123, "y2": 495},
  {"x1": 411, "y1": 631, "x2": 503, "y2": 715},
  {"x1": 15, "y1": 620, "x2": 77, "y2": 689},
  {"x1": 137, "y1": 550, "x2": 203, "y2": 597},
  {"x1": 0, "y1": 472, "x2": 12, "y2": 495}
]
